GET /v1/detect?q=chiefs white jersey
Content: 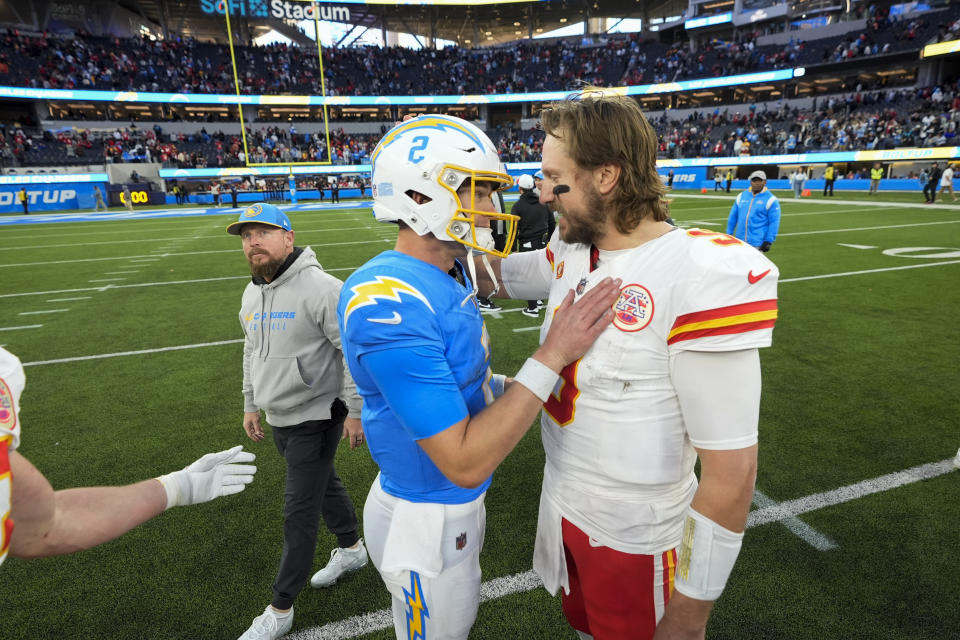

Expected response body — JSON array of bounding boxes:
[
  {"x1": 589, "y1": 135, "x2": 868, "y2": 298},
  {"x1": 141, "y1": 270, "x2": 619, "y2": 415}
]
[
  {"x1": 502, "y1": 228, "x2": 778, "y2": 553},
  {"x1": 0, "y1": 348, "x2": 24, "y2": 567}
]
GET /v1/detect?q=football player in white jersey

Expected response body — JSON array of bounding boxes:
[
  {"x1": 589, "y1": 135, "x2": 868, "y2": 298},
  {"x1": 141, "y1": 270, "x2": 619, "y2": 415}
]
[
  {"x1": 476, "y1": 93, "x2": 778, "y2": 640},
  {"x1": 0, "y1": 347, "x2": 256, "y2": 567}
]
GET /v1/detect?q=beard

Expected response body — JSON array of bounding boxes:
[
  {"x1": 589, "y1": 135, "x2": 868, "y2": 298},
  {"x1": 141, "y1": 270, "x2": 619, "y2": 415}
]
[
  {"x1": 247, "y1": 250, "x2": 285, "y2": 280},
  {"x1": 557, "y1": 183, "x2": 607, "y2": 246}
]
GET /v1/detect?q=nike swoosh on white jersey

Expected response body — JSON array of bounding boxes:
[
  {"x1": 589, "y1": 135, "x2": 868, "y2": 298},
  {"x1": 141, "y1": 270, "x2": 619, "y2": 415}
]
[{"x1": 367, "y1": 311, "x2": 402, "y2": 325}]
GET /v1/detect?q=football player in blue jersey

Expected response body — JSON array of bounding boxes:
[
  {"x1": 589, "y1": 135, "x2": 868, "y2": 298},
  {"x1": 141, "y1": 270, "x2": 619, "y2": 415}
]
[{"x1": 337, "y1": 115, "x2": 621, "y2": 639}]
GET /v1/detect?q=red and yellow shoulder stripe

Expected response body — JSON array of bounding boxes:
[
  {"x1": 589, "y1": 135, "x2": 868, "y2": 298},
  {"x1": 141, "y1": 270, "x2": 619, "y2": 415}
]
[
  {"x1": 668, "y1": 299, "x2": 777, "y2": 345},
  {"x1": 545, "y1": 244, "x2": 555, "y2": 270}
]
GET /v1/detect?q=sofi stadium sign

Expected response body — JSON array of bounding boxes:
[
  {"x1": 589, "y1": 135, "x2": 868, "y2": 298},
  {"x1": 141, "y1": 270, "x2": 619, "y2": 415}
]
[{"x1": 199, "y1": 0, "x2": 350, "y2": 22}]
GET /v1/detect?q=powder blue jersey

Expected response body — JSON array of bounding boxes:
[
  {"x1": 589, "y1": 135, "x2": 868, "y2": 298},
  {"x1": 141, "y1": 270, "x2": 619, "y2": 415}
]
[{"x1": 338, "y1": 251, "x2": 495, "y2": 504}]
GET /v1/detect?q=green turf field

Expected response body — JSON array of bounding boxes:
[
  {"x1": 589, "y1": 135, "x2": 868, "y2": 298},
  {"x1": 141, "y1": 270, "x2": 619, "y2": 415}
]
[{"x1": 1, "y1": 193, "x2": 957, "y2": 639}]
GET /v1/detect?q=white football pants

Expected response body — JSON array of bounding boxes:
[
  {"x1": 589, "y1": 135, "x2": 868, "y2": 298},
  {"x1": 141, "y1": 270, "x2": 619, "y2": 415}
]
[{"x1": 364, "y1": 478, "x2": 486, "y2": 640}]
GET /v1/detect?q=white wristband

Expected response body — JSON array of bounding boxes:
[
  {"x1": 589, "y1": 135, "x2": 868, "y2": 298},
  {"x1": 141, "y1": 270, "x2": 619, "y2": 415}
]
[
  {"x1": 514, "y1": 358, "x2": 560, "y2": 403},
  {"x1": 490, "y1": 373, "x2": 507, "y2": 398},
  {"x1": 674, "y1": 507, "x2": 744, "y2": 601}
]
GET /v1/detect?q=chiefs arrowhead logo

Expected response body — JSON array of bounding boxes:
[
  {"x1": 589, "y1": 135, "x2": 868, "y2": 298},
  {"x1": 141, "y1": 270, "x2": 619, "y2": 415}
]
[{"x1": 748, "y1": 269, "x2": 771, "y2": 284}]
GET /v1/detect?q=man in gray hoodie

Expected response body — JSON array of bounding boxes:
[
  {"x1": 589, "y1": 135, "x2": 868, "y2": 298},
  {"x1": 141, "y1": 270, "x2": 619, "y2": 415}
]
[{"x1": 228, "y1": 203, "x2": 368, "y2": 640}]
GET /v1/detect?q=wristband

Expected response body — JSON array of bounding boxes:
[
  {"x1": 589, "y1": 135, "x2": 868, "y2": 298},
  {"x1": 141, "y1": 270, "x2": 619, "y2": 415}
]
[
  {"x1": 490, "y1": 373, "x2": 507, "y2": 399},
  {"x1": 674, "y1": 507, "x2": 744, "y2": 601},
  {"x1": 514, "y1": 357, "x2": 560, "y2": 402}
]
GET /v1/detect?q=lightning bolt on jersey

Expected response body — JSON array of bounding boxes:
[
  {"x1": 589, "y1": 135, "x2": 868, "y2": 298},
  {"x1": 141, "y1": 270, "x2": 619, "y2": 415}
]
[
  {"x1": 0, "y1": 347, "x2": 25, "y2": 567},
  {"x1": 502, "y1": 228, "x2": 778, "y2": 553},
  {"x1": 338, "y1": 251, "x2": 495, "y2": 504}
]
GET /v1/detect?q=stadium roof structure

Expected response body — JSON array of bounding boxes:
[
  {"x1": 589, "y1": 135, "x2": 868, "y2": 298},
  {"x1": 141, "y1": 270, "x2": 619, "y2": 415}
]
[{"x1": 0, "y1": 0, "x2": 687, "y2": 47}]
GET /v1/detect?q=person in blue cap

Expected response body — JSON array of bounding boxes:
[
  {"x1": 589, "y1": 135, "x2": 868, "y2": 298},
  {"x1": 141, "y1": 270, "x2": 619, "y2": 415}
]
[{"x1": 228, "y1": 203, "x2": 369, "y2": 640}]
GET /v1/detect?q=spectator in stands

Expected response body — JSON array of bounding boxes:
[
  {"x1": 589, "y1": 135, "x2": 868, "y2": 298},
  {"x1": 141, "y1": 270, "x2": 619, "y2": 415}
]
[{"x1": 728, "y1": 170, "x2": 781, "y2": 252}]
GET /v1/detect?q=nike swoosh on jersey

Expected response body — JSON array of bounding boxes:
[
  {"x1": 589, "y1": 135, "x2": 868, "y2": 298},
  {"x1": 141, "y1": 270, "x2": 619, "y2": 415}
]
[
  {"x1": 367, "y1": 311, "x2": 402, "y2": 325},
  {"x1": 747, "y1": 269, "x2": 771, "y2": 284}
]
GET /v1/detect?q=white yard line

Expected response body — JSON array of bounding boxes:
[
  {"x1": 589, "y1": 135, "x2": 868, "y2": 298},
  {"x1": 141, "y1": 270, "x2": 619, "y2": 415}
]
[
  {"x1": 779, "y1": 219, "x2": 960, "y2": 236},
  {"x1": 0, "y1": 266, "x2": 369, "y2": 300},
  {"x1": 18, "y1": 309, "x2": 69, "y2": 315},
  {"x1": 0, "y1": 224, "x2": 381, "y2": 252},
  {"x1": 0, "y1": 324, "x2": 42, "y2": 331},
  {"x1": 0, "y1": 239, "x2": 387, "y2": 269},
  {"x1": 21, "y1": 339, "x2": 245, "y2": 366},
  {"x1": 781, "y1": 259, "x2": 960, "y2": 283},
  {"x1": 46, "y1": 297, "x2": 92, "y2": 302},
  {"x1": 2, "y1": 258, "x2": 958, "y2": 302},
  {"x1": 747, "y1": 459, "x2": 955, "y2": 527},
  {"x1": 752, "y1": 489, "x2": 837, "y2": 550},
  {"x1": 88, "y1": 278, "x2": 126, "y2": 282},
  {"x1": 286, "y1": 457, "x2": 957, "y2": 640}
]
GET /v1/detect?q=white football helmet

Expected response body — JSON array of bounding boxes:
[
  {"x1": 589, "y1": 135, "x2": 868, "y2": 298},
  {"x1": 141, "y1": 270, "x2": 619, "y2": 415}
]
[{"x1": 370, "y1": 115, "x2": 518, "y2": 258}]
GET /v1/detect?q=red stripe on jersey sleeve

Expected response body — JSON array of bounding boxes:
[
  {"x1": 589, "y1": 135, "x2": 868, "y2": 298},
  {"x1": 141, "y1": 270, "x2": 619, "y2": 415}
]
[
  {"x1": 668, "y1": 318, "x2": 777, "y2": 345},
  {"x1": 671, "y1": 299, "x2": 777, "y2": 330}
]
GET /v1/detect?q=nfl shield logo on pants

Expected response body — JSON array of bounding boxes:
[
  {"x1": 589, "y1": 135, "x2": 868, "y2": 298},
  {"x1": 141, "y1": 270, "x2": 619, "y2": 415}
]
[{"x1": 456, "y1": 532, "x2": 467, "y2": 550}]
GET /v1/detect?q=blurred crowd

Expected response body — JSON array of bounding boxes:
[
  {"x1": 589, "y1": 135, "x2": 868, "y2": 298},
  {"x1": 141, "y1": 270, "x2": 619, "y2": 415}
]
[
  {"x1": 0, "y1": 120, "x2": 381, "y2": 168},
  {"x1": 653, "y1": 83, "x2": 960, "y2": 159},
  {"x1": 0, "y1": 3, "x2": 950, "y2": 97}
]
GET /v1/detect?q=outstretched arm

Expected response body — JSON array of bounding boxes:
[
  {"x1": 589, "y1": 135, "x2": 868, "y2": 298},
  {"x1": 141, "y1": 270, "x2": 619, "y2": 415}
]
[{"x1": 10, "y1": 446, "x2": 256, "y2": 559}]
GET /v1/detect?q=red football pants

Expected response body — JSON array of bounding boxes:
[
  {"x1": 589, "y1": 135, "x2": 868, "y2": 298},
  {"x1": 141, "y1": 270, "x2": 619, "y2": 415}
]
[{"x1": 561, "y1": 518, "x2": 676, "y2": 640}]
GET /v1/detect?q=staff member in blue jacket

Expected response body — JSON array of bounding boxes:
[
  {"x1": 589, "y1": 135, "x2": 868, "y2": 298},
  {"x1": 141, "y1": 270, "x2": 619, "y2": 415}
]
[{"x1": 726, "y1": 170, "x2": 781, "y2": 252}]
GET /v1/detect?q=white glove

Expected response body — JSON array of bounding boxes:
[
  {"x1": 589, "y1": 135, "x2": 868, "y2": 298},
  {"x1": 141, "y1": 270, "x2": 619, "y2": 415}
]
[{"x1": 157, "y1": 445, "x2": 257, "y2": 509}]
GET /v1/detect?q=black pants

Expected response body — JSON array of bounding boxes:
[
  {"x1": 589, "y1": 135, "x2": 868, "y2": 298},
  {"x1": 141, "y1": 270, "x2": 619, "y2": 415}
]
[
  {"x1": 923, "y1": 181, "x2": 938, "y2": 203},
  {"x1": 824, "y1": 179, "x2": 834, "y2": 196},
  {"x1": 725, "y1": 180, "x2": 731, "y2": 193},
  {"x1": 270, "y1": 399, "x2": 360, "y2": 609},
  {"x1": 518, "y1": 236, "x2": 546, "y2": 310},
  {"x1": 21, "y1": 201, "x2": 27, "y2": 214}
]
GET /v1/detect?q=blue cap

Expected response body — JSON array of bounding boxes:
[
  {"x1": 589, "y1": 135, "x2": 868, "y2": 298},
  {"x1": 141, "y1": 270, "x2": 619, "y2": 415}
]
[
  {"x1": 534, "y1": 169, "x2": 544, "y2": 179},
  {"x1": 226, "y1": 202, "x2": 292, "y2": 235}
]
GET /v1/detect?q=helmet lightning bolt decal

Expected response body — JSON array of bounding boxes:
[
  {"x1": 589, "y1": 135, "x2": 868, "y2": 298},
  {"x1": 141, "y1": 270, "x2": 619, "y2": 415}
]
[
  {"x1": 371, "y1": 115, "x2": 489, "y2": 170},
  {"x1": 343, "y1": 276, "x2": 434, "y2": 323},
  {"x1": 403, "y1": 571, "x2": 430, "y2": 640}
]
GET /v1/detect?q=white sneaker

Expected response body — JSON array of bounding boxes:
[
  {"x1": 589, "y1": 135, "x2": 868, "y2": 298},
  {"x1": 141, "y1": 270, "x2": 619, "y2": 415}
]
[
  {"x1": 310, "y1": 539, "x2": 369, "y2": 588},
  {"x1": 238, "y1": 606, "x2": 293, "y2": 640},
  {"x1": 521, "y1": 308, "x2": 539, "y2": 318}
]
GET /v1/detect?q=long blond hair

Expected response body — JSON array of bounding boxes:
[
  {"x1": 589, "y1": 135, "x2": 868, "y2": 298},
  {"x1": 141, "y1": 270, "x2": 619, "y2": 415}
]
[{"x1": 540, "y1": 92, "x2": 669, "y2": 231}]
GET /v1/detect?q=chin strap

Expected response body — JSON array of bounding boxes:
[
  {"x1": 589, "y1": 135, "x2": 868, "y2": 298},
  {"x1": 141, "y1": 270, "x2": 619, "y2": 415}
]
[
  {"x1": 461, "y1": 249, "x2": 502, "y2": 308},
  {"x1": 481, "y1": 253, "x2": 500, "y2": 298}
]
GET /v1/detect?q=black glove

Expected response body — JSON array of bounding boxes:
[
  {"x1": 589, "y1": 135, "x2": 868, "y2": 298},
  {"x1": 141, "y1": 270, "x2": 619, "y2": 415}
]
[{"x1": 758, "y1": 241, "x2": 772, "y2": 252}]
